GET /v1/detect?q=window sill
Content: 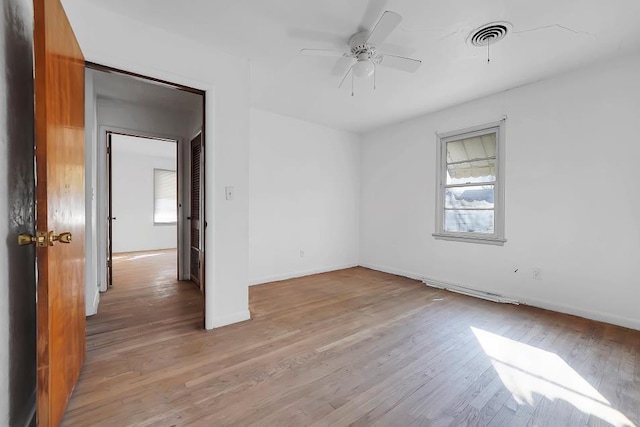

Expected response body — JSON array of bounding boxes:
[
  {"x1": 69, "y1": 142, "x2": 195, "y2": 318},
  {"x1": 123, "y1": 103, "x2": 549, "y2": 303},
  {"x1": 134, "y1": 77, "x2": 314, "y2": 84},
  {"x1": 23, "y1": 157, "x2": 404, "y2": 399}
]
[{"x1": 432, "y1": 233, "x2": 506, "y2": 246}]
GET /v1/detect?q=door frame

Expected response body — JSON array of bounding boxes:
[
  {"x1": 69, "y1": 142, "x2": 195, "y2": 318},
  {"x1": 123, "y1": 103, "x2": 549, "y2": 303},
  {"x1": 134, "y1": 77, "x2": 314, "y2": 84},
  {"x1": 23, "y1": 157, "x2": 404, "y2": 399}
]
[
  {"x1": 101, "y1": 126, "x2": 185, "y2": 289},
  {"x1": 86, "y1": 62, "x2": 208, "y2": 329}
]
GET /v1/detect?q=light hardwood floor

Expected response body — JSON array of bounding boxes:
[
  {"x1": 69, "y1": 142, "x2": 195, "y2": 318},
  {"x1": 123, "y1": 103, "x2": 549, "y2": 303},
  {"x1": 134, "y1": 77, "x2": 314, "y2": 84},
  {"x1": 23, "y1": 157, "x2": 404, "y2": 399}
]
[{"x1": 63, "y1": 250, "x2": 640, "y2": 426}]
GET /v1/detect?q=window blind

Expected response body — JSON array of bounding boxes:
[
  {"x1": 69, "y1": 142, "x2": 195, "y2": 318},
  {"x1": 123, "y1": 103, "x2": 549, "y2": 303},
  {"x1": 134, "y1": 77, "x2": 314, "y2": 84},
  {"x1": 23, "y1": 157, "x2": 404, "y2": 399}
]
[{"x1": 154, "y1": 169, "x2": 177, "y2": 224}]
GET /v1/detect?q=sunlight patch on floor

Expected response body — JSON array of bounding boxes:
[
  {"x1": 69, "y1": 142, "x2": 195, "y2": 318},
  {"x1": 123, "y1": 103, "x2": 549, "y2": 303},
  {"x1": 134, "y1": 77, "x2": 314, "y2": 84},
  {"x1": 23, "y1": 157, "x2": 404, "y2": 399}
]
[
  {"x1": 471, "y1": 327, "x2": 635, "y2": 427},
  {"x1": 113, "y1": 252, "x2": 166, "y2": 261}
]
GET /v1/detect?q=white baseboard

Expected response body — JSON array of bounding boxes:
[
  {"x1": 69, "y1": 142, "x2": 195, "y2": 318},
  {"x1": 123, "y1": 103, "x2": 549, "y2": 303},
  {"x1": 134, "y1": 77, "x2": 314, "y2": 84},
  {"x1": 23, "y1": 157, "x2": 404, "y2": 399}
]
[
  {"x1": 361, "y1": 263, "x2": 640, "y2": 331},
  {"x1": 421, "y1": 276, "x2": 519, "y2": 305},
  {"x1": 358, "y1": 262, "x2": 424, "y2": 281},
  {"x1": 520, "y1": 297, "x2": 640, "y2": 331},
  {"x1": 249, "y1": 263, "x2": 358, "y2": 286},
  {"x1": 207, "y1": 309, "x2": 251, "y2": 330}
]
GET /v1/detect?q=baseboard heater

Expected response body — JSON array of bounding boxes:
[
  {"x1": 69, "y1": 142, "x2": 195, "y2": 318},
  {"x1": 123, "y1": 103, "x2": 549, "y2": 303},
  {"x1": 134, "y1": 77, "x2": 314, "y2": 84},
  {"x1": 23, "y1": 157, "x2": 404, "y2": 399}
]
[{"x1": 422, "y1": 277, "x2": 519, "y2": 305}]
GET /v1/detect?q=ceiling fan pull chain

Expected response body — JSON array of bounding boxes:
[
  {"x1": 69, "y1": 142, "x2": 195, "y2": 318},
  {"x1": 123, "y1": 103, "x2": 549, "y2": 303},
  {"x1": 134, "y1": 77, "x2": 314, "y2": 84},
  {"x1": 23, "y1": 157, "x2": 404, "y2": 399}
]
[
  {"x1": 487, "y1": 39, "x2": 491, "y2": 63},
  {"x1": 351, "y1": 71, "x2": 354, "y2": 96},
  {"x1": 373, "y1": 60, "x2": 377, "y2": 90}
]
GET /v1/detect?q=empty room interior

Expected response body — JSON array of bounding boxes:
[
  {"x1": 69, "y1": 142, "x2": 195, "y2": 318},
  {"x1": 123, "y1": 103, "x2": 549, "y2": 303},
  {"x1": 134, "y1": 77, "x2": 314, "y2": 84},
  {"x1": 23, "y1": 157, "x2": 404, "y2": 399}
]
[{"x1": 2, "y1": 0, "x2": 640, "y2": 426}]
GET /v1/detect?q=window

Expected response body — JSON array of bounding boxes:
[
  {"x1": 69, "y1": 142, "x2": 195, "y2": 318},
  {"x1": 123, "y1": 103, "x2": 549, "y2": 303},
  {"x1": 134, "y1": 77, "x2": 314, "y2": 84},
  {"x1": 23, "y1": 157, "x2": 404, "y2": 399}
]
[
  {"x1": 154, "y1": 169, "x2": 177, "y2": 224},
  {"x1": 434, "y1": 120, "x2": 506, "y2": 245}
]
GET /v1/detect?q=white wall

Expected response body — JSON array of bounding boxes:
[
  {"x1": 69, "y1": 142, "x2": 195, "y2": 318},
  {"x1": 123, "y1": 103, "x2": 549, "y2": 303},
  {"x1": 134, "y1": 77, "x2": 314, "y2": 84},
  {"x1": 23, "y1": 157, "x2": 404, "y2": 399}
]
[
  {"x1": 111, "y1": 137, "x2": 177, "y2": 253},
  {"x1": 2, "y1": 0, "x2": 37, "y2": 423},
  {"x1": 360, "y1": 51, "x2": 640, "y2": 330},
  {"x1": 96, "y1": 98, "x2": 192, "y2": 142},
  {"x1": 249, "y1": 109, "x2": 360, "y2": 284},
  {"x1": 63, "y1": 0, "x2": 251, "y2": 328}
]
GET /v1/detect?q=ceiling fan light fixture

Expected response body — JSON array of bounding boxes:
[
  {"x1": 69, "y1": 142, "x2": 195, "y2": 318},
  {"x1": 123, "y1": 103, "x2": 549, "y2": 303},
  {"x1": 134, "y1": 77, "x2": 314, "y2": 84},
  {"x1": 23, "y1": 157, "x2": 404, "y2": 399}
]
[{"x1": 353, "y1": 60, "x2": 375, "y2": 78}]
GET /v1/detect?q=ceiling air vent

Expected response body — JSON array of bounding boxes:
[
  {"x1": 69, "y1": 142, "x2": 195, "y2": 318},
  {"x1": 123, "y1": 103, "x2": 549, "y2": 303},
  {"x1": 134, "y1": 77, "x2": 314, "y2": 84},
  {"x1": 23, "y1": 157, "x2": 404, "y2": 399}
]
[{"x1": 467, "y1": 22, "x2": 512, "y2": 47}]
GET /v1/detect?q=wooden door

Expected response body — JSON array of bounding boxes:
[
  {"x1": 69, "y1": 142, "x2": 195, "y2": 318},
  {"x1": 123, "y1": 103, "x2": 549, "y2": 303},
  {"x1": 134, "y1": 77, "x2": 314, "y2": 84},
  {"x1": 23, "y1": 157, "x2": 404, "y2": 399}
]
[
  {"x1": 34, "y1": 0, "x2": 86, "y2": 425},
  {"x1": 190, "y1": 134, "x2": 202, "y2": 286}
]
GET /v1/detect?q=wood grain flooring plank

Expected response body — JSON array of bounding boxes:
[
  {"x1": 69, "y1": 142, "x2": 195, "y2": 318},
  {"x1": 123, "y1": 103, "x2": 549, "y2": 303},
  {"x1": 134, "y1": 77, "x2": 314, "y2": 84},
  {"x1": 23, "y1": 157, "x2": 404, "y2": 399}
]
[{"x1": 62, "y1": 250, "x2": 640, "y2": 426}]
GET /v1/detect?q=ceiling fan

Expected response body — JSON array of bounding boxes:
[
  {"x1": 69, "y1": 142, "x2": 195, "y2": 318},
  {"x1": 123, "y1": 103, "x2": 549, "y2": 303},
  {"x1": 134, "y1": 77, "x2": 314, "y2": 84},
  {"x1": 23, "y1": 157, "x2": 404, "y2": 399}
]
[{"x1": 300, "y1": 11, "x2": 422, "y2": 94}]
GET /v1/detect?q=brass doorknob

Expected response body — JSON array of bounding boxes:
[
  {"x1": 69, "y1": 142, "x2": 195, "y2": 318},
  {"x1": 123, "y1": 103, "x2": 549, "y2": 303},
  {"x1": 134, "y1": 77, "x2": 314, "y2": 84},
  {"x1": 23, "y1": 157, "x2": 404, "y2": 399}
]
[
  {"x1": 49, "y1": 231, "x2": 72, "y2": 245},
  {"x1": 18, "y1": 232, "x2": 46, "y2": 246},
  {"x1": 18, "y1": 231, "x2": 72, "y2": 246}
]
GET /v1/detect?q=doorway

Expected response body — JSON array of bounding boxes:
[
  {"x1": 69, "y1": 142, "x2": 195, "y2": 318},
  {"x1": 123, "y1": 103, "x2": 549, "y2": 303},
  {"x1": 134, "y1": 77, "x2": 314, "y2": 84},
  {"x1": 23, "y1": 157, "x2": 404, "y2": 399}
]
[
  {"x1": 85, "y1": 63, "x2": 206, "y2": 326},
  {"x1": 107, "y1": 133, "x2": 183, "y2": 290}
]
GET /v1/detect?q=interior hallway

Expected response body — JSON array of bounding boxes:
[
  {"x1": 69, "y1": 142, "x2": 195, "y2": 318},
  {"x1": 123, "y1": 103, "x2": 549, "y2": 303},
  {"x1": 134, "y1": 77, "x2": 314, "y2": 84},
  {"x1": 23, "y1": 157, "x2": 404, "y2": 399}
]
[{"x1": 63, "y1": 251, "x2": 640, "y2": 426}]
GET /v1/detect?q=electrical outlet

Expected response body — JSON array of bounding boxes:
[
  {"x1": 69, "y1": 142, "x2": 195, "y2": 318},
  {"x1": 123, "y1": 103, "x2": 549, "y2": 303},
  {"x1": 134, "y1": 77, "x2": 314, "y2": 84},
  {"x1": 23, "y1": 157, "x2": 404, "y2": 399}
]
[{"x1": 533, "y1": 267, "x2": 542, "y2": 280}]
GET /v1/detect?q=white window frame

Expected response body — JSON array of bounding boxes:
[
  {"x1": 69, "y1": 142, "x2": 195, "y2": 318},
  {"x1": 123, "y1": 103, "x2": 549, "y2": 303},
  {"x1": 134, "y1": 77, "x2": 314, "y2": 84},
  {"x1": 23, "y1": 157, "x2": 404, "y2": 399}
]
[
  {"x1": 153, "y1": 168, "x2": 177, "y2": 225},
  {"x1": 433, "y1": 120, "x2": 506, "y2": 245}
]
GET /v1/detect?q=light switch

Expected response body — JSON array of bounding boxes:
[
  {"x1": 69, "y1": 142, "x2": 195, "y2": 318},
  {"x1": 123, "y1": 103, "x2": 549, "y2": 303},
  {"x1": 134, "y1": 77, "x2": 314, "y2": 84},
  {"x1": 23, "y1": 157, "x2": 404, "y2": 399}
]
[{"x1": 225, "y1": 186, "x2": 234, "y2": 201}]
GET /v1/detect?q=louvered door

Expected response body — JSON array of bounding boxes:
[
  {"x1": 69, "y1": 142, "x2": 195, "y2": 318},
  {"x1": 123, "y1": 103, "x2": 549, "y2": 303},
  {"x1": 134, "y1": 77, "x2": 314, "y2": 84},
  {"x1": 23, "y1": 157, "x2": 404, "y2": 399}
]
[{"x1": 190, "y1": 134, "x2": 202, "y2": 286}]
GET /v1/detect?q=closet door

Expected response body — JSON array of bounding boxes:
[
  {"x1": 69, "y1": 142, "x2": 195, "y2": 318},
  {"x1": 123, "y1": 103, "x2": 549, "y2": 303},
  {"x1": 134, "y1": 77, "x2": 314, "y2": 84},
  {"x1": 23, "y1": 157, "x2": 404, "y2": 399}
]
[{"x1": 189, "y1": 133, "x2": 202, "y2": 286}]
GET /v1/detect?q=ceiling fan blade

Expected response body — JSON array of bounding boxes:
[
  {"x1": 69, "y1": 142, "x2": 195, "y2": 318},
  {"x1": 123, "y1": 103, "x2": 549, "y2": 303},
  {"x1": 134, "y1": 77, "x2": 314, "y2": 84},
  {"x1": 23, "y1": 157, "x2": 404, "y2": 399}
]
[
  {"x1": 379, "y1": 53, "x2": 422, "y2": 73},
  {"x1": 338, "y1": 64, "x2": 354, "y2": 89},
  {"x1": 366, "y1": 11, "x2": 402, "y2": 46},
  {"x1": 300, "y1": 48, "x2": 347, "y2": 57},
  {"x1": 359, "y1": 0, "x2": 389, "y2": 32}
]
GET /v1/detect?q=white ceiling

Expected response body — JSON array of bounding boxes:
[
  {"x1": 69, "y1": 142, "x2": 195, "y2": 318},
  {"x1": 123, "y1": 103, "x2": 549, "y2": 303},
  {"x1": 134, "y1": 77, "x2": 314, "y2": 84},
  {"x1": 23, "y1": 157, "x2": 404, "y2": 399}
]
[
  {"x1": 91, "y1": 68, "x2": 202, "y2": 114},
  {"x1": 81, "y1": 0, "x2": 640, "y2": 132}
]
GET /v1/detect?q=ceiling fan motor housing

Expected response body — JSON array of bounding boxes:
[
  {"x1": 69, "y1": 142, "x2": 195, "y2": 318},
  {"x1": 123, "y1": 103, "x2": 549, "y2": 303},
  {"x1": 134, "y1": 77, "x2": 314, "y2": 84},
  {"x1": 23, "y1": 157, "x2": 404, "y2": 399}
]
[{"x1": 349, "y1": 31, "x2": 382, "y2": 63}]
